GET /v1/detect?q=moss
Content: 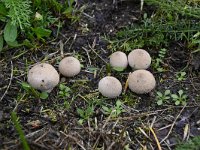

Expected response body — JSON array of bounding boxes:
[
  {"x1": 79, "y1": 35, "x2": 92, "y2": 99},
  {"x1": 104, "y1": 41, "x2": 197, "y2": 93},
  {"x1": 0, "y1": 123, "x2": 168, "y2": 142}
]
[{"x1": 175, "y1": 136, "x2": 200, "y2": 150}]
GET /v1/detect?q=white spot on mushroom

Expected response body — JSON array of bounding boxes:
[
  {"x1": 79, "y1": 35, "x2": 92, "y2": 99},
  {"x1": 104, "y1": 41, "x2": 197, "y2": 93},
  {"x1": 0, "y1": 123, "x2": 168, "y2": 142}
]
[
  {"x1": 98, "y1": 76, "x2": 122, "y2": 98},
  {"x1": 110, "y1": 51, "x2": 128, "y2": 70},
  {"x1": 128, "y1": 70, "x2": 156, "y2": 94},
  {"x1": 27, "y1": 63, "x2": 59, "y2": 92},
  {"x1": 128, "y1": 49, "x2": 151, "y2": 70},
  {"x1": 59, "y1": 56, "x2": 81, "y2": 77}
]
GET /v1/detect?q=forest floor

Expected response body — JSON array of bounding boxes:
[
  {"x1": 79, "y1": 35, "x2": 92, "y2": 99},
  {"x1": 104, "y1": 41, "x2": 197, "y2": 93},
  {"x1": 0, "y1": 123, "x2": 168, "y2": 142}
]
[{"x1": 0, "y1": 0, "x2": 200, "y2": 149}]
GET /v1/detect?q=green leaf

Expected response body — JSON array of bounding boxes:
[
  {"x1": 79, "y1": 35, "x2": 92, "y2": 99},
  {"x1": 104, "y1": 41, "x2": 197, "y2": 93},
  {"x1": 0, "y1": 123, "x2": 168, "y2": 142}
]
[
  {"x1": 175, "y1": 101, "x2": 180, "y2": 105},
  {"x1": 6, "y1": 40, "x2": 20, "y2": 47},
  {"x1": 165, "y1": 96, "x2": 171, "y2": 100},
  {"x1": 113, "y1": 67, "x2": 125, "y2": 72},
  {"x1": 181, "y1": 72, "x2": 186, "y2": 76},
  {"x1": 0, "y1": 3, "x2": 8, "y2": 16},
  {"x1": 64, "y1": 87, "x2": 71, "y2": 92},
  {"x1": 77, "y1": 108, "x2": 84, "y2": 118},
  {"x1": 157, "y1": 67, "x2": 164, "y2": 72},
  {"x1": 78, "y1": 119, "x2": 84, "y2": 125},
  {"x1": 116, "y1": 100, "x2": 122, "y2": 107},
  {"x1": 21, "y1": 82, "x2": 31, "y2": 91},
  {"x1": 182, "y1": 95, "x2": 187, "y2": 99},
  {"x1": 171, "y1": 94, "x2": 178, "y2": 99},
  {"x1": 102, "y1": 106, "x2": 110, "y2": 113},
  {"x1": 4, "y1": 21, "x2": 18, "y2": 42},
  {"x1": 32, "y1": 27, "x2": 51, "y2": 39},
  {"x1": 40, "y1": 92, "x2": 48, "y2": 99},
  {"x1": 178, "y1": 90, "x2": 184, "y2": 95},
  {"x1": 182, "y1": 101, "x2": 187, "y2": 106},
  {"x1": 11, "y1": 112, "x2": 30, "y2": 150},
  {"x1": 157, "y1": 100, "x2": 163, "y2": 105},
  {"x1": 156, "y1": 92, "x2": 163, "y2": 97},
  {"x1": 59, "y1": 84, "x2": 65, "y2": 90},
  {"x1": 0, "y1": 35, "x2": 3, "y2": 52},
  {"x1": 164, "y1": 90, "x2": 171, "y2": 95},
  {"x1": 22, "y1": 39, "x2": 35, "y2": 48}
]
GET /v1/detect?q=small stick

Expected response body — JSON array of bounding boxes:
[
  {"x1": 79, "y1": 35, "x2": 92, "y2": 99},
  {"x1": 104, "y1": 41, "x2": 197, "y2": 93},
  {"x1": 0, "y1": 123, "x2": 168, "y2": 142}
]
[
  {"x1": 124, "y1": 72, "x2": 131, "y2": 93},
  {"x1": 60, "y1": 40, "x2": 64, "y2": 58},
  {"x1": 149, "y1": 127, "x2": 162, "y2": 150},
  {"x1": 0, "y1": 61, "x2": 13, "y2": 101},
  {"x1": 160, "y1": 105, "x2": 186, "y2": 143},
  {"x1": 82, "y1": 47, "x2": 92, "y2": 65}
]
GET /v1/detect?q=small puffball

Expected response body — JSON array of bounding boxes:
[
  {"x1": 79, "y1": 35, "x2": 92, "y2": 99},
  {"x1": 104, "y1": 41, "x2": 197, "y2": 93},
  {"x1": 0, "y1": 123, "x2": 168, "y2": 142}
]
[
  {"x1": 27, "y1": 63, "x2": 59, "y2": 92},
  {"x1": 128, "y1": 70, "x2": 156, "y2": 94},
  {"x1": 59, "y1": 56, "x2": 81, "y2": 77},
  {"x1": 98, "y1": 76, "x2": 122, "y2": 98},
  {"x1": 128, "y1": 49, "x2": 151, "y2": 70},
  {"x1": 110, "y1": 51, "x2": 128, "y2": 70}
]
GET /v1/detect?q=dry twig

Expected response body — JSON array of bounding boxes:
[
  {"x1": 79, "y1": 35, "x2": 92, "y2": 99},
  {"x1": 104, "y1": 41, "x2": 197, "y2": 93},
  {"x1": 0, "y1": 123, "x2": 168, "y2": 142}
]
[{"x1": 0, "y1": 61, "x2": 13, "y2": 101}]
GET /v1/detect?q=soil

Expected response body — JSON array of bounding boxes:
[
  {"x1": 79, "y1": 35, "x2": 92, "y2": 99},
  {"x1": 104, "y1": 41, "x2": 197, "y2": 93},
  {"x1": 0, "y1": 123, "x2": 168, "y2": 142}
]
[{"x1": 0, "y1": 0, "x2": 200, "y2": 149}]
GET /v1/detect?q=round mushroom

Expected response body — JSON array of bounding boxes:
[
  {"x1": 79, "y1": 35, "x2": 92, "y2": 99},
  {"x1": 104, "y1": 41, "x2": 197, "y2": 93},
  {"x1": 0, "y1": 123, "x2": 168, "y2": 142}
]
[
  {"x1": 59, "y1": 56, "x2": 81, "y2": 77},
  {"x1": 128, "y1": 49, "x2": 151, "y2": 70},
  {"x1": 27, "y1": 63, "x2": 59, "y2": 92},
  {"x1": 98, "y1": 76, "x2": 122, "y2": 98},
  {"x1": 128, "y1": 70, "x2": 156, "y2": 94},
  {"x1": 110, "y1": 51, "x2": 128, "y2": 70}
]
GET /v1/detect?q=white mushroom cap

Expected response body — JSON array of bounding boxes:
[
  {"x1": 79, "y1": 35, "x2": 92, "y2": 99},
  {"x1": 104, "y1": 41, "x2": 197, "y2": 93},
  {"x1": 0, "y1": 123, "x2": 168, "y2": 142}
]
[
  {"x1": 59, "y1": 56, "x2": 81, "y2": 77},
  {"x1": 28, "y1": 63, "x2": 59, "y2": 92},
  {"x1": 110, "y1": 51, "x2": 128, "y2": 70},
  {"x1": 98, "y1": 76, "x2": 122, "y2": 98},
  {"x1": 128, "y1": 49, "x2": 151, "y2": 70},
  {"x1": 128, "y1": 70, "x2": 156, "y2": 94}
]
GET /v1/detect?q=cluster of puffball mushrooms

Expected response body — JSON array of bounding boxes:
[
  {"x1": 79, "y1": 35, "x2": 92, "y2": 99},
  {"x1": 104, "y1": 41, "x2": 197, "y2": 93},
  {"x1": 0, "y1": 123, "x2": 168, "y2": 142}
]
[
  {"x1": 27, "y1": 49, "x2": 156, "y2": 98},
  {"x1": 28, "y1": 56, "x2": 81, "y2": 92},
  {"x1": 98, "y1": 49, "x2": 156, "y2": 98}
]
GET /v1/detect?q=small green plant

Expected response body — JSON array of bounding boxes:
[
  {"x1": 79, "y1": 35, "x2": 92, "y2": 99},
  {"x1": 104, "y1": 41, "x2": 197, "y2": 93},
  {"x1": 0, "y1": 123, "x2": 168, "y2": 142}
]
[
  {"x1": 156, "y1": 89, "x2": 188, "y2": 106},
  {"x1": 20, "y1": 82, "x2": 48, "y2": 99},
  {"x1": 76, "y1": 98, "x2": 102, "y2": 125},
  {"x1": 77, "y1": 105, "x2": 94, "y2": 125},
  {"x1": 106, "y1": 0, "x2": 200, "y2": 53},
  {"x1": 176, "y1": 72, "x2": 186, "y2": 81},
  {"x1": 102, "y1": 100, "x2": 125, "y2": 118},
  {"x1": 58, "y1": 83, "x2": 72, "y2": 109},
  {"x1": 0, "y1": 0, "x2": 78, "y2": 51},
  {"x1": 171, "y1": 90, "x2": 187, "y2": 105},
  {"x1": 3, "y1": 0, "x2": 32, "y2": 30},
  {"x1": 153, "y1": 48, "x2": 167, "y2": 72},
  {"x1": 58, "y1": 84, "x2": 71, "y2": 98},
  {"x1": 189, "y1": 31, "x2": 200, "y2": 53},
  {"x1": 175, "y1": 135, "x2": 200, "y2": 150},
  {"x1": 11, "y1": 111, "x2": 30, "y2": 150},
  {"x1": 156, "y1": 90, "x2": 171, "y2": 105}
]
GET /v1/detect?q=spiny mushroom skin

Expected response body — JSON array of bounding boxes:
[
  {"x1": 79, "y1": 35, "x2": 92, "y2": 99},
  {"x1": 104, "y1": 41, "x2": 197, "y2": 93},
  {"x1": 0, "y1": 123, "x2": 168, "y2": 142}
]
[
  {"x1": 128, "y1": 70, "x2": 156, "y2": 94},
  {"x1": 128, "y1": 49, "x2": 151, "y2": 70},
  {"x1": 110, "y1": 51, "x2": 128, "y2": 70},
  {"x1": 28, "y1": 63, "x2": 59, "y2": 92},
  {"x1": 59, "y1": 56, "x2": 81, "y2": 77},
  {"x1": 98, "y1": 76, "x2": 122, "y2": 98}
]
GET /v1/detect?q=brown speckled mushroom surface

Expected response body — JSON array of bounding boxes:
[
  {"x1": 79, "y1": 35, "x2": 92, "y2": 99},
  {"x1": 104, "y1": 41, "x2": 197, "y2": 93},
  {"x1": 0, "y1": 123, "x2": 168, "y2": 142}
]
[
  {"x1": 128, "y1": 49, "x2": 151, "y2": 70},
  {"x1": 110, "y1": 51, "x2": 128, "y2": 70},
  {"x1": 27, "y1": 63, "x2": 60, "y2": 92},
  {"x1": 128, "y1": 70, "x2": 156, "y2": 94},
  {"x1": 98, "y1": 76, "x2": 122, "y2": 98},
  {"x1": 59, "y1": 56, "x2": 81, "y2": 77}
]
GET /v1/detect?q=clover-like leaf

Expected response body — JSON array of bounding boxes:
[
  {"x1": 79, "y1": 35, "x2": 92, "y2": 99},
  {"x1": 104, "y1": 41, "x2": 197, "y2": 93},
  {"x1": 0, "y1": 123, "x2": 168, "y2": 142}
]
[{"x1": 157, "y1": 100, "x2": 163, "y2": 105}]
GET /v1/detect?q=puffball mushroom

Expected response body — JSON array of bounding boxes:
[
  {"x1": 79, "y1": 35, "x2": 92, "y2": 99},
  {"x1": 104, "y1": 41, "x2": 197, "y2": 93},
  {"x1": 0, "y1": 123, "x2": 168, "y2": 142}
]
[
  {"x1": 110, "y1": 51, "x2": 128, "y2": 70},
  {"x1": 128, "y1": 70, "x2": 156, "y2": 94},
  {"x1": 27, "y1": 63, "x2": 59, "y2": 92},
  {"x1": 59, "y1": 56, "x2": 81, "y2": 77},
  {"x1": 128, "y1": 49, "x2": 151, "y2": 70},
  {"x1": 98, "y1": 76, "x2": 122, "y2": 98}
]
